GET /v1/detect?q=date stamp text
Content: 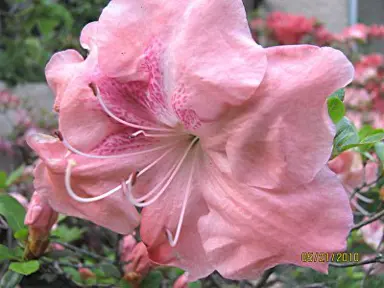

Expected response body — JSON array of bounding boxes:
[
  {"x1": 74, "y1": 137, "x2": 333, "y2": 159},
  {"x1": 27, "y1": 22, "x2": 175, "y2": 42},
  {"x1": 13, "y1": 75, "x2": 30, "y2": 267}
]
[{"x1": 301, "y1": 252, "x2": 360, "y2": 263}]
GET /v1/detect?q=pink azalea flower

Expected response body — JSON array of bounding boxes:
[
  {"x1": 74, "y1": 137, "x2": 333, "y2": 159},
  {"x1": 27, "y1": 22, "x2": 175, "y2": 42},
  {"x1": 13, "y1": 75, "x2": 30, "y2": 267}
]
[
  {"x1": 173, "y1": 273, "x2": 189, "y2": 288},
  {"x1": 344, "y1": 88, "x2": 372, "y2": 108},
  {"x1": 369, "y1": 24, "x2": 384, "y2": 38},
  {"x1": 28, "y1": 0, "x2": 354, "y2": 281},
  {"x1": 360, "y1": 219, "x2": 384, "y2": 250},
  {"x1": 25, "y1": 191, "x2": 58, "y2": 237},
  {"x1": 341, "y1": 23, "x2": 369, "y2": 42},
  {"x1": 328, "y1": 151, "x2": 379, "y2": 216},
  {"x1": 266, "y1": 12, "x2": 316, "y2": 44}
]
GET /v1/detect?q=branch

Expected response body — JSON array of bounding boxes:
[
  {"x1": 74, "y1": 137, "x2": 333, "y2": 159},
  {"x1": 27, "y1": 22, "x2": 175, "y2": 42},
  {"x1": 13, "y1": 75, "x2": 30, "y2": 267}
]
[
  {"x1": 254, "y1": 268, "x2": 275, "y2": 288},
  {"x1": 330, "y1": 255, "x2": 384, "y2": 268},
  {"x1": 52, "y1": 241, "x2": 113, "y2": 263},
  {"x1": 351, "y1": 209, "x2": 384, "y2": 231}
]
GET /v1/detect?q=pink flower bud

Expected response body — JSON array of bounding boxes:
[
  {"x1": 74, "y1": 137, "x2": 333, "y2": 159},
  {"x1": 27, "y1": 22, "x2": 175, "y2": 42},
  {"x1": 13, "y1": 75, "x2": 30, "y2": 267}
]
[
  {"x1": 173, "y1": 273, "x2": 189, "y2": 288},
  {"x1": 25, "y1": 192, "x2": 58, "y2": 235}
]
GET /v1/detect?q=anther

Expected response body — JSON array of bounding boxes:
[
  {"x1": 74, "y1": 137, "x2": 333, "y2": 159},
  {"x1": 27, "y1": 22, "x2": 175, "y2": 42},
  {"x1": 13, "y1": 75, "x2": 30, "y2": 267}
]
[
  {"x1": 54, "y1": 130, "x2": 63, "y2": 141},
  {"x1": 89, "y1": 82, "x2": 98, "y2": 97}
]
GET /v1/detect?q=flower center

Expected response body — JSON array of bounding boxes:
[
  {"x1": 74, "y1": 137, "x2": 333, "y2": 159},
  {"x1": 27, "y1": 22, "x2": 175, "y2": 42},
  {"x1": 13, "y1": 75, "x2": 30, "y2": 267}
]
[{"x1": 60, "y1": 83, "x2": 199, "y2": 246}]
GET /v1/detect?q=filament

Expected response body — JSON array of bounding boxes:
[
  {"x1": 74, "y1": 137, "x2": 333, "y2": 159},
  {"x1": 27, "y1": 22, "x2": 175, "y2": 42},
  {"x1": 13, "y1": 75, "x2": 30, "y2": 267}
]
[
  {"x1": 127, "y1": 137, "x2": 199, "y2": 207},
  {"x1": 354, "y1": 192, "x2": 374, "y2": 203},
  {"x1": 65, "y1": 146, "x2": 177, "y2": 203},
  {"x1": 93, "y1": 84, "x2": 174, "y2": 133},
  {"x1": 61, "y1": 136, "x2": 182, "y2": 160},
  {"x1": 166, "y1": 148, "x2": 198, "y2": 247}
]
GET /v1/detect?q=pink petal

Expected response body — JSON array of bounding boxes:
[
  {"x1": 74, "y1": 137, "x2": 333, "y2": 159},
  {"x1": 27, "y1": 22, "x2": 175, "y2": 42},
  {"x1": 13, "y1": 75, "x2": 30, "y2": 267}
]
[
  {"x1": 27, "y1": 133, "x2": 184, "y2": 234},
  {"x1": 198, "y1": 162, "x2": 353, "y2": 279},
  {"x1": 45, "y1": 50, "x2": 84, "y2": 112},
  {"x1": 95, "y1": 0, "x2": 266, "y2": 127},
  {"x1": 139, "y1": 147, "x2": 214, "y2": 281},
  {"x1": 224, "y1": 45, "x2": 354, "y2": 189},
  {"x1": 168, "y1": 0, "x2": 267, "y2": 123}
]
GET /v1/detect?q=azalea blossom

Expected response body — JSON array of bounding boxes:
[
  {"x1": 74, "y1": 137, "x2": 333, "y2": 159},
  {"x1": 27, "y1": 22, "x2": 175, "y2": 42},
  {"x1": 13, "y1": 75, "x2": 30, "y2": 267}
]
[
  {"x1": 266, "y1": 12, "x2": 316, "y2": 44},
  {"x1": 341, "y1": 24, "x2": 369, "y2": 42},
  {"x1": 24, "y1": 191, "x2": 59, "y2": 258},
  {"x1": 28, "y1": 0, "x2": 355, "y2": 281}
]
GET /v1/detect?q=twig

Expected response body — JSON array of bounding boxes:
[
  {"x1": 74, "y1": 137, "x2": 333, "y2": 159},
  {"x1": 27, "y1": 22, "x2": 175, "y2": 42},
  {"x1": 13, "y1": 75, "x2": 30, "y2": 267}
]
[
  {"x1": 52, "y1": 241, "x2": 112, "y2": 263},
  {"x1": 351, "y1": 209, "x2": 384, "y2": 231},
  {"x1": 330, "y1": 255, "x2": 384, "y2": 268},
  {"x1": 254, "y1": 268, "x2": 275, "y2": 288}
]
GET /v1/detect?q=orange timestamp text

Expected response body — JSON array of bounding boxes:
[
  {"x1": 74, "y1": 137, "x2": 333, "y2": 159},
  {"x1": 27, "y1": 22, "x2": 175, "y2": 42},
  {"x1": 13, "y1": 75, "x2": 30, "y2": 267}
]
[{"x1": 301, "y1": 252, "x2": 360, "y2": 263}]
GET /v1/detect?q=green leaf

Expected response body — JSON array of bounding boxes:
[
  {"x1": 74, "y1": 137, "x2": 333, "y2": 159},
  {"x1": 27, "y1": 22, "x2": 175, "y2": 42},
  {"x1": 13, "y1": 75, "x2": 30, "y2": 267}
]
[
  {"x1": 0, "y1": 244, "x2": 23, "y2": 262},
  {"x1": 37, "y1": 18, "x2": 59, "y2": 37},
  {"x1": 5, "y1": 165, "x2": 25, "y2": 187},
  {"x1": 0, "y1": 171, "x2": 7, "y2": 189},
  {"x1": 360, "y1": 133, "x2": 384, "y2": 144},
  {"x1": 327, "y1": 96, "x2": 345, "y2": 124},
  {"x1": 0, "y1": 195, "x2": 26, "y2": 232},
  {"x1": 51, "y1": 225, "x2": 85, "y2": 243},
  {"x1": 140, "y1": 270, "x2": 163, "y2": 288},
  {"x1": 14, "y1": 228, "x2": 29, "y2": 241},
  {"x1": 0, "y1": 270, "x2": 23, "y2": 288},
  {"x1": 9, "y1": 260, "x2": 40, "y2": 275},
  {"x1": 375, "y1": 142, "x2": 384, "y2": 166},
  {"x1": 329, "y1": 88, "x2": 346, "y2": 101},
  {"x1": 189, "y1": 281, "x2": 202, "y2": 288},
  {"x1": 334, "y1": 117, "x2": 360, "y2": 152},
  {"x1": 99, "y1": 263, "x2": 121, "y2": 278}
]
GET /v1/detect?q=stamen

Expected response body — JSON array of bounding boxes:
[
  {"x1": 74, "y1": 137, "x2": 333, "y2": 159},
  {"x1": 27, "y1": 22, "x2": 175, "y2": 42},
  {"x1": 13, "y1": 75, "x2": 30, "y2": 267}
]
[
  {"x1": 126, "y1": 137, "x2": 199, "y2": 207},
  {"x1": 131, "y1": 130, "x2": 184, "y2": 138},
  {"x1": 355, "y1": 192, "x2": 374, "y2": 203},
  {"x1": 166, "y1": 148, "x2": 198, "y2": 247},
  {"x1": 61, "y1": 136, "x2": 182, "y2": 160},
  {"x1": 65, "y1": 146, "x2": 176, "y2": 203},
  {"x1": 91, "y1": 83, "x2": 175, "y2": 133}
]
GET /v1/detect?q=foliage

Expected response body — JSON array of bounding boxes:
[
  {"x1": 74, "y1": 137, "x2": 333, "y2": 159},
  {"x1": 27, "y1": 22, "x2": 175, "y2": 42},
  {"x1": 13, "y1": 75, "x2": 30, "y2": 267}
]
[
  {"x1": 0, "y1": 3, "x2": 384, "y2": 288},
  {"x1": 0, "y1": 0, "x2": 108, "y2": 86}
]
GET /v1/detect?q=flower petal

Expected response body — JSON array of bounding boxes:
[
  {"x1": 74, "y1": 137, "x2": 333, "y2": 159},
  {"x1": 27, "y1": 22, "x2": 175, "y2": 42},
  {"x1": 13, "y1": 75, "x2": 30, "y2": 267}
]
[
  {"x1": 198, "y1": 161, "x2": 353, "y2": 279},
  {"x1": 27, "y1": 133, "x2": 184, "y2": 234},
  {"x1": 225, "y1": 45, "x2": 354, "y2": 189},
  {"x1": 139, "y1": 146, "x2": 214, "y2": 281},
  {"x1": 45, "y1": 49, "x2": 84, "y2": 112},
  {"x1": 168, "y1": 0, "x2": 267, "y2": 124}
]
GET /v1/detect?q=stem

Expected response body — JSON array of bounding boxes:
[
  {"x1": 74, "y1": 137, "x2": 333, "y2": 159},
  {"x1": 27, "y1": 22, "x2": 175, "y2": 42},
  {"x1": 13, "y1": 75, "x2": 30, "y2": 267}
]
[
  {"x1": 52, "y1": 241, "x2": 112, "y2": 263},
  {"x1": 351, "y1": 209, "x2": 384, "y2": 231},
  {"x1": 254, "y1": 268, "x2": 275, "y2": 288},
  {"x1": 330, "y1": 256, "x2": 384, "y2": 268}
]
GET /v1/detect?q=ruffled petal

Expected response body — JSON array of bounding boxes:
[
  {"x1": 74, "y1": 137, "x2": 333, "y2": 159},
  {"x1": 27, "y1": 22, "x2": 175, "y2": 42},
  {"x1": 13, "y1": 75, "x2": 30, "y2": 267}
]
[
  {"x1": 168, "y1": 0, "x2": 267, "y2": 125},
  {"x1": 45, "y1": 49, "x2": 84, "y2": 112},
  {"x1": 27, "y1": 133, "x2": 187, "y2": 234},
  {"x1": 139, "y1": 146, "x2": 214, "y2": 281},
  {"x1": 198, "y1": 160, "x2": 353, "y2": 279},
  {"x1": 223, "y1": 45, "x2": 354, "y2": 189}
]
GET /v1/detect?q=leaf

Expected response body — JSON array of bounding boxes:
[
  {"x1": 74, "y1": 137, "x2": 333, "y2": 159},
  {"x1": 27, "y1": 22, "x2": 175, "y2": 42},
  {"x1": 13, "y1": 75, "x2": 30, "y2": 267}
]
[
  {"x1": 329, "y1": 88, "x2": 345, "y2": 101},
  {"x1": 189, "y1": 281, "x2": 202, "y2": 288},
  {"x1": 51, "y1": 225, "x2": 85, "y2": 243},
  {"x1": 100, "y1": 263, "x2": 121, "y2": 278},
  {"x1": 140, "y1": 270, "x2": 163, "y2": 288},
  {"x1": 375, "y1": 142, "x2": 384, "y2": 167},
  {"x1": 9, "y1": 260, "x2": 40, "y2": 275},
  {"x1": 360, "y1": 133, "x2": 384, "y2": 145},
  {"x1": 0, "y1": 171, "x2": 7, "y2": 189},
  {"x1": 0, "y1": 270, "x2": 23, "y2": 288},
  {"x1": 37, "y1": 18, "x2": 59, "y2": 37},
  {"x1": 0, "y1": 244, "x2": 23, "y2": 262},
  {"x1": 327, "y1": 96, "x2": 345, "y2": 124},
  {"x1": 5, "y1": 165, "x2": 25, "y2": 187},
  {"x1": 0, "y1": 195, "x2": 26, "y2": 232},
  {"x1": 334, "y1": 117, "x2": 359, "y2": 152},
  {"x1": 14, "y1": 228, "x2": 29, "y2": 241}
]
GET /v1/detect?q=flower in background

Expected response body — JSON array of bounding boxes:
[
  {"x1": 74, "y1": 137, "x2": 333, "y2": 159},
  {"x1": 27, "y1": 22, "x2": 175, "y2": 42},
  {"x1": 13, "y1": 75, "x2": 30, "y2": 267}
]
[
  {"x1": 341, "y1": 24, "x2": 369, "y2": 42},
  {"x1": 266, "y1": 12, "x2": 316, "y2": 44},
  {"x1": 369, "y1": 24, "x2": 384, "y2": 38},
  {"x1": 173, "y1": 273, "x2": 189, "y2": 288},
  {"x1": 0, "y1": 89, "x2": 20, "y2": 109},
  {"x1": 328, "y1": 151, "x2": 379, "y2": 215},
  {"x1": 361, "y1": 220, "x2": 384, "y2": 250}
]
